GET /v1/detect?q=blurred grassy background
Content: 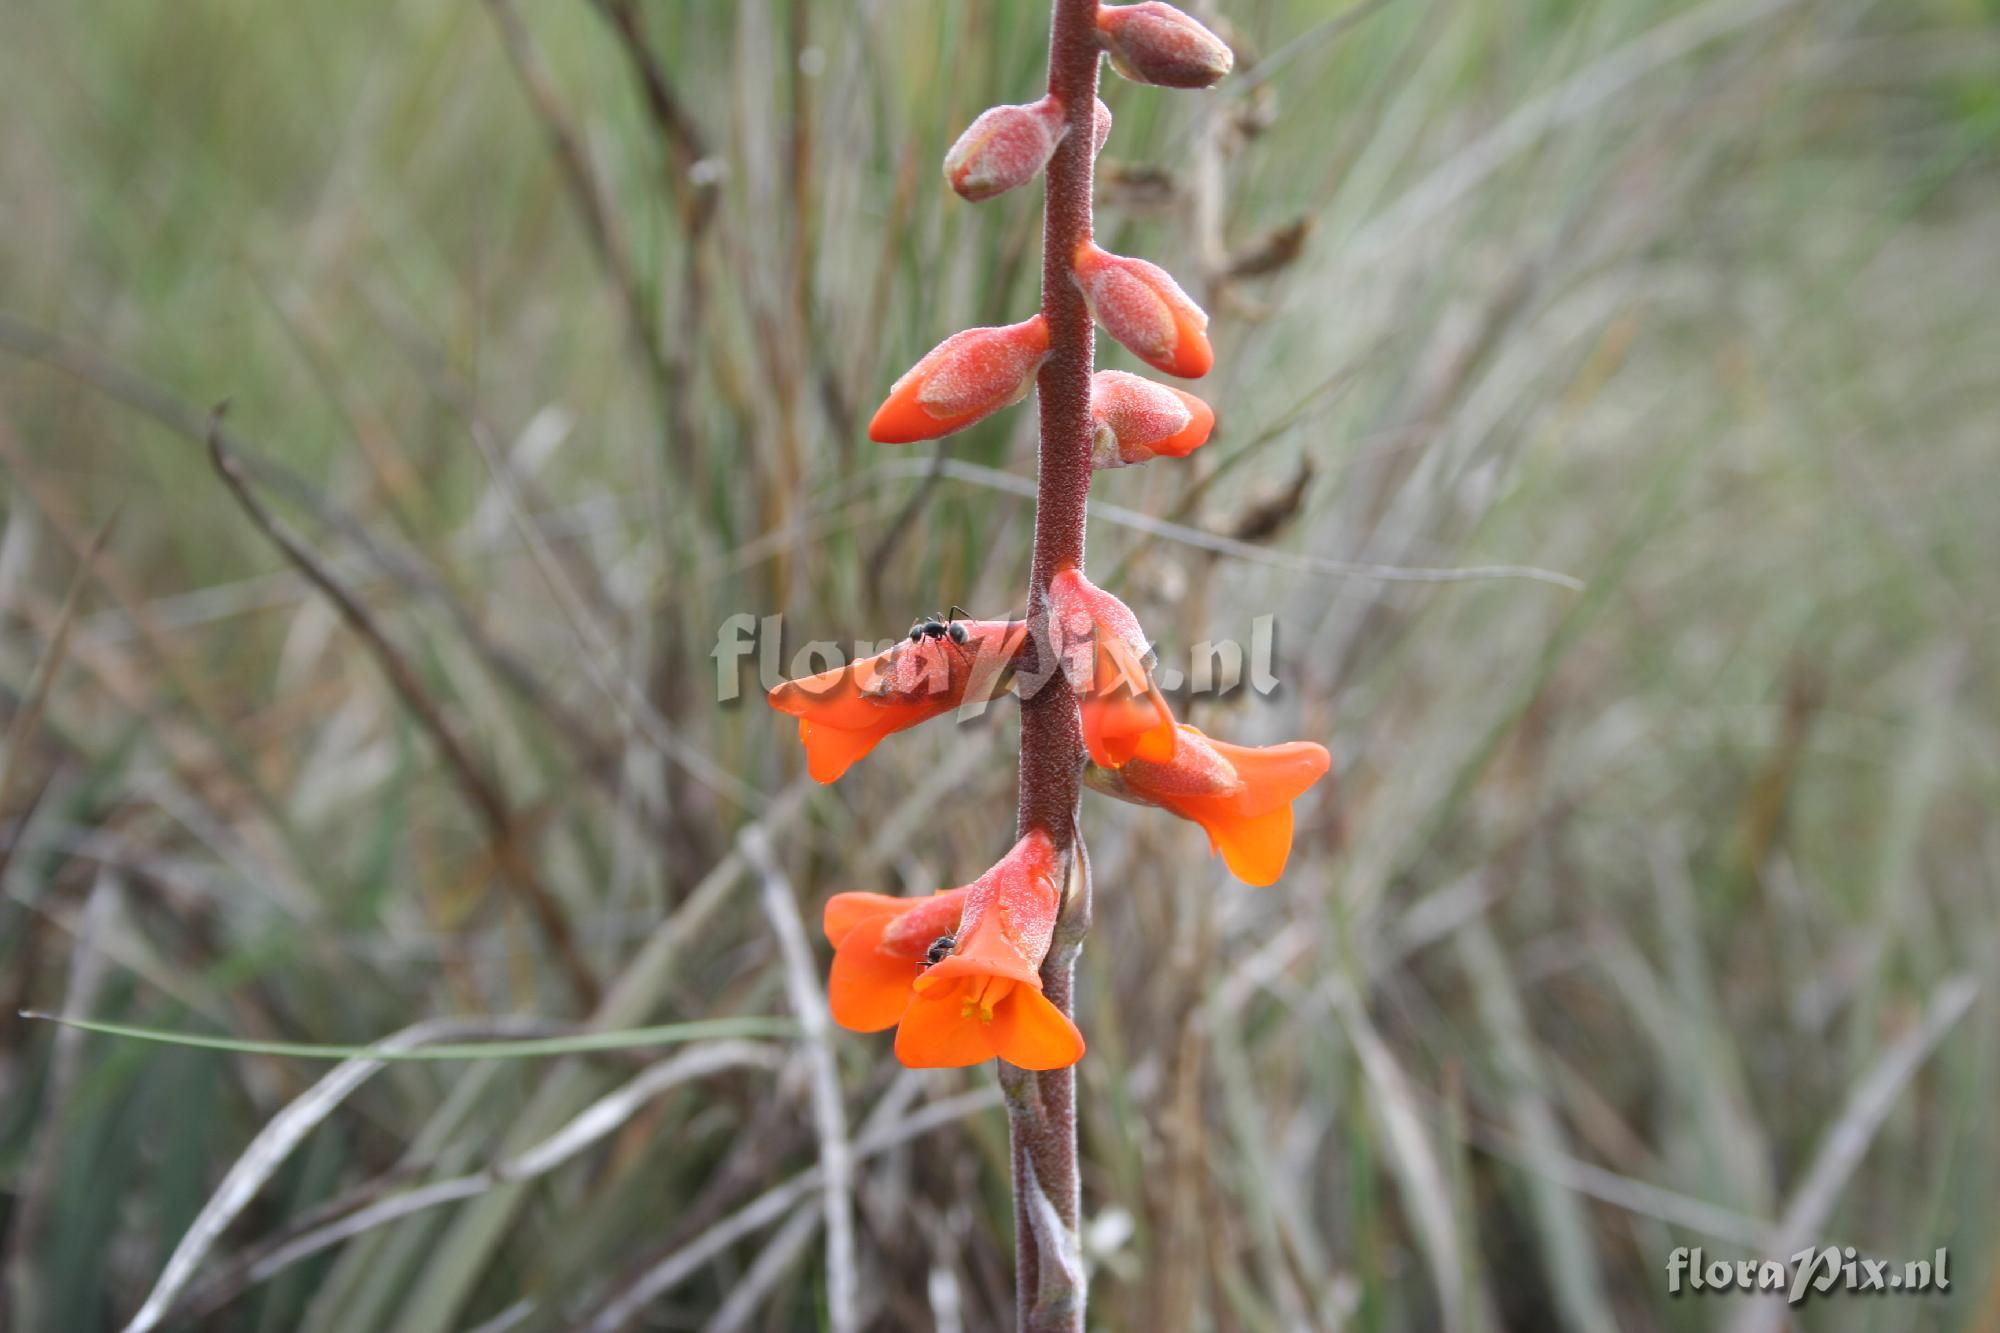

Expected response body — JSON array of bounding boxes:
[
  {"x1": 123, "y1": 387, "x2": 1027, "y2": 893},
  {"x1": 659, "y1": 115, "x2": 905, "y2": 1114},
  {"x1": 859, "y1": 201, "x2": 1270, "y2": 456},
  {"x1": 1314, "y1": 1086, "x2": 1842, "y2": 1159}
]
[{"x1": 4, "y1": 0, "x2": 1999, "y2": 1328}]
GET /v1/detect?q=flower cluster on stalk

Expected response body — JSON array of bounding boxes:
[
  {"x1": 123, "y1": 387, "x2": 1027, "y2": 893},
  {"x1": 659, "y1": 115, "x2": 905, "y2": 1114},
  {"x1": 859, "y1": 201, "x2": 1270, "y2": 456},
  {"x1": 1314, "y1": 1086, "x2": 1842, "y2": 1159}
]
[{"x1": 768, "y1": 1, "x2": 1328, "y2": 1071}]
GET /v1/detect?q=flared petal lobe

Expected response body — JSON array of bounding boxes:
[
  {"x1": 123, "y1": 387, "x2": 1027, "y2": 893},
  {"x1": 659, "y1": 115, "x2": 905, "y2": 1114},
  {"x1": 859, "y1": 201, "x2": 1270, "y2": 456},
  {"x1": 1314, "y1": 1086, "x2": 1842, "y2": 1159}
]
[
  {"x1": 1086, "y1": 724, "x2": 1331, "y2": 885},
  {"x1": 895, "y1": 978, "x2": 1083, "y2": 1070},
  {"x1": 1089, "y1": 370, "x2": 1214, "y2": 469},
  {"x1": 822, "y1": 887, "x2": 970, "y2": 1033},
  {"x1": 893, "y1": 984, "x2": 1006, "y2": 1067},
  {"x1": 1046, "y1": 568, "x2": 1178, "y2": 768},
  {"x1": 987, "y1": 985, "x2": 1087, "y2": 1069},
  {"x1": 1072, "y1": 244, "x2": 1211, "y2": 378},
  {"x1": 767, "y1": 619, "x2": 1027, "y2": 782},
  {"x1": 869, "y1": 317, "x2": 1051, "y2": 443},
  {"x1": 822, "y1": 891, "x2": 908, "y2": 947}
]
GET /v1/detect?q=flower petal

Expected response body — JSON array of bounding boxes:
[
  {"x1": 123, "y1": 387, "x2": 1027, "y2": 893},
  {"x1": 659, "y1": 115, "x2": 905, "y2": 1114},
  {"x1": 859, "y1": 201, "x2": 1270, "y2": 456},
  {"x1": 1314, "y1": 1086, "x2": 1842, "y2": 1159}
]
[
  {"x1": 822, "y1": 891, "x2": 906, "y2": 947},
  {"x1": 1210, "y1": 738, "x2": 1332, "y2": 817},
  {"x1": 893, "y1": 986, "x2": 996, "y2": 1068},
  {"x1": 827, "y1": 913, "x2": 923, "y2": 1033},
  {"x1": 989, "y1": 987, "x2": 1086, "y2": 1070},
  {"x1": 795, "y1": 718, "x2": 889, "y2": 785},
  {"x1": 1078, "y1": 635, "x2": 1177, "y2": 767},
  {"x1": 1094, "y1": 727, "x2": 1330, "y2": 886},
  {"x1": 1149, "y1": 388, "x2": 1215, "y2": 457},
  {"x1": 1205, "y1": 802, "x2": 1295, "y2": 887},
  {"x1": 768, "y1": 621, "x2": 1030, "y2": 782}
]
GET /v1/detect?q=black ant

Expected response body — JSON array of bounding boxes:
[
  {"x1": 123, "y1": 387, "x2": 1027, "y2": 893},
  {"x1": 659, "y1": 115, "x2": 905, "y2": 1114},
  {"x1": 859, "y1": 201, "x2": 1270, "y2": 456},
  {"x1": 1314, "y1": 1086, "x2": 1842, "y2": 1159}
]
[
  {"x1": 925, "y1": 934, "x2": 956, "y2": 966},
  {"x1": 908, "y1": 604, "x2": 973, "y2": 646}
]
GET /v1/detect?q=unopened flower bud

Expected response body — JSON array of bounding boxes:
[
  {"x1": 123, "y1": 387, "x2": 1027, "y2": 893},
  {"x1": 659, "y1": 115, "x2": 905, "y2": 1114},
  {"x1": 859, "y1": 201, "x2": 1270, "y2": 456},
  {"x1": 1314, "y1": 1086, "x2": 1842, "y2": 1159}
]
[
  {"x1": 1096, "y1": 3, "x2": 1234, "y2": 90},
  {"x1": 1093, "y1": 98, "x2": 1114, "y2": 157},
  {"x1": 868, "y1": 315, "x2": 1050, "y2": 443},
  {"x1": 943, "y1": 96, "x2": 1068, "y2": 202},
  {"x1": 1089, "y1": 370, "x2": 1214, "y2": 468},
  {"x1": 1072, "y1": 243, "x2": 1212, "y2": 378}
]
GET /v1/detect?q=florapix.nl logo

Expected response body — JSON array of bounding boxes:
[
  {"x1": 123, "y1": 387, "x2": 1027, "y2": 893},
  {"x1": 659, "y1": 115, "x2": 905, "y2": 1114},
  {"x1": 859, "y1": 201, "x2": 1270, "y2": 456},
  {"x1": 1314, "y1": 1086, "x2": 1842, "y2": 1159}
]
[
  {"x1": 1666, "y1": 1246, "x2": 1949, "y2": 1307},
  {"x1": 711, "y1": 612, "x2": 1284, "y2": 706}
]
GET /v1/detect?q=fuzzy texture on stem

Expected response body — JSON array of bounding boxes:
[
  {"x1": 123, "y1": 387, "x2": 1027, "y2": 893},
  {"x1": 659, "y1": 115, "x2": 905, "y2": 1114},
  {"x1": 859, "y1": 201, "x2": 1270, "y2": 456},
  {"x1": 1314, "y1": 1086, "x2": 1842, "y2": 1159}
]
[{"x1": 1007, "y1": 1, "x2": 1103, "y2": 1328}]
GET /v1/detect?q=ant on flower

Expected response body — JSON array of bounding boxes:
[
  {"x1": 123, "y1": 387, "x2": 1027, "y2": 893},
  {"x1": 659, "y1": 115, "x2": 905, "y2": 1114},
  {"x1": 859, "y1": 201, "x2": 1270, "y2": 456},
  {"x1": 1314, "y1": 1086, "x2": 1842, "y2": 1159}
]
[
  {"x1": 925, "y1": 934, "x2": 956, "y2": 966},
  {"x1": 887, "y1": 605, "x2": 987, "y2": 701},
  {"x1": 907, "y1": 604, "x2": 973, "y2": 646}
]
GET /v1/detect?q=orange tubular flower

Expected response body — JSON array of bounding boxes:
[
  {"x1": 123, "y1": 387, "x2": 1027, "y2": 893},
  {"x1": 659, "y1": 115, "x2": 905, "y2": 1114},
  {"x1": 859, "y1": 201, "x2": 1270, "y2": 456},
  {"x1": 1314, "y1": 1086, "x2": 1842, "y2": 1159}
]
[
  {"x1": 823, "y1": 886, "x2": 972, "y2": 1033},
  {"x1": 1085, "y1": 723, "x2": 1331, "y2": 886},
  {"x1": 1046, "y1": 567, "x2": 1177, "y2": 768},
  {"x1": 1071, "y1": 242, "x2": 1212, "y2": 379},
  {"x1": 767, "y1": 618, "x2": 1027, "y2": 783},
  {"x1": 896, "y1": 830, "x2": 1084, "y2": 1070},
  {"x1": 1089, "y1": 369, "x2": 1214, "y2": 469},
  {"x1": 868, "y1": 316, "x2": 1051, "y2": 443}
]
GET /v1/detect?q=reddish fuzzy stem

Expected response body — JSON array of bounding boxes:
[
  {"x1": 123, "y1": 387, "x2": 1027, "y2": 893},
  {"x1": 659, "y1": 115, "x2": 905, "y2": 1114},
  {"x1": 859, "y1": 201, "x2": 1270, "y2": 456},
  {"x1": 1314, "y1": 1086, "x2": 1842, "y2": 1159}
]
[
  {"x1": 1004, "y1": 0, "x2": 1102, "y2": 1328},
  {"x1": 1020, "y1": 8, "x2": 1098, "y2": 841}
]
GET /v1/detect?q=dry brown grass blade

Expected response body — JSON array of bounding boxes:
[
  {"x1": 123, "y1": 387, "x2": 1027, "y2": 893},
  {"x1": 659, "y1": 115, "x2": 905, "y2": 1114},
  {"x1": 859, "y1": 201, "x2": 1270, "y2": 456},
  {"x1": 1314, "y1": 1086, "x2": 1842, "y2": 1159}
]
[
  {"x1": 1457, "y1": 922, "x2": 1619, "y2": 1332},
  {"x1": 580, "y1": 1087, "x2": 1004, "y2": 1332},
  {"x1": 0, "y1": 317, "x2": 664, "y2": 824},
  {"x1": 205, "y1": 409, "x2": 602, "y2": 1008},
  {"x1": 158, "y1": 1038, "x2": 785, "y2": 1327},
  {"x1": 2, "y1": 874, "x2": 116, "y2": 1331},
  {"x1": 1723, "y1": 974, "x2": 1980, "y2": 1333},
  {"x1": 123, "y1": 1015, "x2": 566, "y2": 1333},
  {"x1": 898, "y1": 459, "x2": 1585, "y2": 588},
  {"x1": 455, "y1": 409, "x2": 764, "y2": 812},
  {"x1": 1347, "y1": 0, "x2": 1811, "y2": 266},
  {"x1": 0, "y1": 505, "x2": 116, "y2": 885},
  {"x1": 741, "y1": 825, "x2": 859, "y2": 1333},
  {"x1": 483, "y1": 0, "x2": 666, "y2": 397},
  {"x1": 590, "y1": 0, "x2": 716, "y2": 226},
  {"x1": 705, "y1": 1201, "x2": 821, "y2": 1333},
  {"x1": 1333, "y1": 978, "x2": 1500, "y2": 1333}
]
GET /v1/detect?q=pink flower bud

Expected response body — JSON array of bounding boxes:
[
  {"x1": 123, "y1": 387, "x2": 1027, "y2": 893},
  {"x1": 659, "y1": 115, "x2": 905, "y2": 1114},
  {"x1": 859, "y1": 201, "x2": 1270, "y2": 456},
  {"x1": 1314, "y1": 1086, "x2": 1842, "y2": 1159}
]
[
  {"x1": 1089, "y1": 370, "x2": 1214, "y2": 469},
  {"x1": 943, "y1": 96, "x2": 1068, "y2": 202},
  {"x1": 1071, "y1": 243, "x2": 1212, "y2": 379},
  {"x1": 868, "y1": 315, "x2": 1050, "y2": 443},
  {"x1": 1093, "y1": 99, "x2": 1113, "y2": 157},
  {"x1": 1096, "y1": 3, "x2": 1234, "y2": 90}
]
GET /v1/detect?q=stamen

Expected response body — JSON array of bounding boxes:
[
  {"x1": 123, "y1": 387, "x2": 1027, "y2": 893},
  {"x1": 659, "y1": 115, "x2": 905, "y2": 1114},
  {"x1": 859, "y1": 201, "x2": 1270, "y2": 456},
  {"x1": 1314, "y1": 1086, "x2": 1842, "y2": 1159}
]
[{"x1": 959, "y1": 974, "x2": 1015, "y2": 1024}]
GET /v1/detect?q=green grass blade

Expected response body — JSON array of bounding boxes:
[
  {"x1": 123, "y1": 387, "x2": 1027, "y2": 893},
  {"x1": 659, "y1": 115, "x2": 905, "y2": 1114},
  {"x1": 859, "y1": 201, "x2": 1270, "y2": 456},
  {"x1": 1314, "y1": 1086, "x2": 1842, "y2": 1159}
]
[{"x1": 17, "y1": 1012, "x2": 796, "y2": 1061}]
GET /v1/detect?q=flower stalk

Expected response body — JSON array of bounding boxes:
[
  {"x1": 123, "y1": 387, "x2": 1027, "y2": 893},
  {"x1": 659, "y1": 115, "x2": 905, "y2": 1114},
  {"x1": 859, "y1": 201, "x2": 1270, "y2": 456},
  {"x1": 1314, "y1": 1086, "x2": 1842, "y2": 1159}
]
[
  {"x1": 761, "y1": 0, "x2": 1326, "y2": 1324},
  {"x1": 1005, "y1": 5, "x2": 1103, "y2": 1317}
]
